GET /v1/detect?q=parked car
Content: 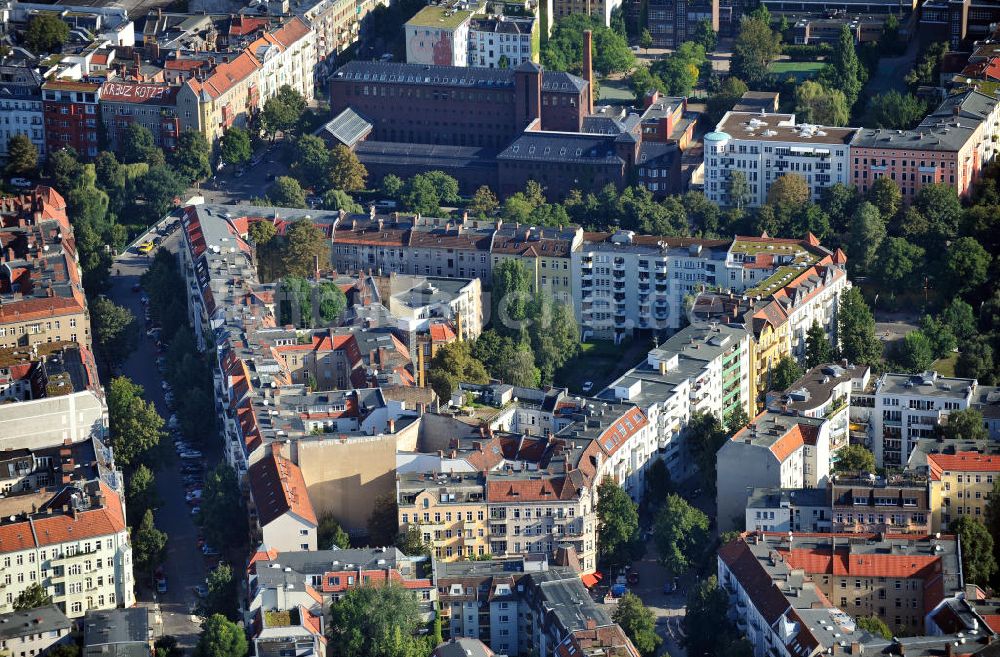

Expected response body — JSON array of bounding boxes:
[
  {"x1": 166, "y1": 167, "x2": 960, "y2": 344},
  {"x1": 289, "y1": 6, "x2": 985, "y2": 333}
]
[
  {"x1": 180, "y1": 452, "x2": 202, "y2": 460},
  {"x1": 202, "y1": 545, "x2": 220, "y2": 557},
  {"x1": 138, "y1": 241, "x2": 155, "y2": 254},
  {"x1": 131, "y1": 282, "x2": 142, "y2": 293},
  {"x1": 190, "y1": 506, "x2": 201, "y2": 516},
  {"x1": 9, "y1": 177, "x2": 32, "y2": 188},
  {"x1": 156, "y1": 577, "x2": 167, "y2": 593},
  {"x1": 374, "y1": 199, "x2": 397, "y2": 211},
  {"x1": 627, "y1": 570, "x2": 639, "y2": 586},
  {"x1": 581, "y1": 381, "x2": 594, "y2": 393},
  {"x1": 195, "y1": 583, "x2": 209, "y2": 598}
]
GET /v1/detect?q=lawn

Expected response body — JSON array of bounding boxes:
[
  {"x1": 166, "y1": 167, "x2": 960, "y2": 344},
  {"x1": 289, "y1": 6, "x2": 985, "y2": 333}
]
[
  {"x1": 932, "y1": 353, "x2": 958, "y2": 377},
  {"x1": 554, "y1": 339, "x2": 651, "y2": 394},
  {"x1": 768, "y1": 61, "x2": 825, "y2": 80}
]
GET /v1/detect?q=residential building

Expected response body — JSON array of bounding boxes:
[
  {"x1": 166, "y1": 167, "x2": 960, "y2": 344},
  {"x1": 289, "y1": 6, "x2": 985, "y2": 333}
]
[
  {"x1": 433, "y1": 556, "x2": 640, "y2": 657},
  {"x1": 383, "y1": 274, "x2": 484, "y2": 341},
  {"x1": 718, "y1": 531, "x2": 968, "y2": 657},
  {"x1": 791, "y1": 15, "x2": 888, "y2": 44},
  {"x1": 716, "y1": 411, "x2": 832, "y2": 531},
  {"x1": 405, "y1": 3, "x2": 478, "y2": 67},
  {"x1": 927, "y1": 451, "x2": 1000, "y2": 531},
  {"x1": 570, "y1": 231, "x2": 731, "y2": 340},
  {"x1": 82, "y1": 609, "x2": 151, "y2": 657},
  {"x1": 433, "y1": 639, "x2": 495, "y2": 657},
  {"x1": 0, "y1": 341, "x2": 105, "y2": 451},
  {"x1": 2, "y1": 3, "x2": 135, "y2": 46},
  {"x1": 637, "y1": 93, "x2": 696, "y2": 148},
  {"x1": 292, "y1": 0, "x2": 359, "y2": 85},
  {"x1": 830, "y1": 473, "x2": 931, "y2": 534},
  {"x1": 248, "y1": 17, "x2": 316, "y2": 102},
  {"x1": 252, "y1": 607, "x2": 326, "y2": 657},
  {"x1": 704, "y1": 111, "x2": 857, "y2": 207},
  {"x1": 248, "y1": 446, "x2": 318, "y2": 552},
  {"x1": 491, "y1": 224, "x2": 582, "y2": 306},
  {"x1": 397, "y1": 472, "x2": 489, "y2": 561},
  {"x1": 0, "y1": 606, "x2": 72, "y2": 657},
  {"x1": 176, "y1": 50, "x2": 262, "y2": 146},
  {"x1": 744, "y1": 487, "x2": 831, "y2": 532},
  {"x1": 601, "y1": 323, "x2": 753, "y2": 481},
  {"x1": 0, "y1": 62, "x2": 45, "y2": 162},
  {"x1": 631, "y1": 0, "x2": 719, "y2": 48},
  {"x1": 766, "y1": 363, "x2": 869, "y2": 457},
  {"x1": 41, "y1": 80, "x2": 101, "y2": 159},
  {"x1": 0, "y1": 437, "x2": 134, "y2": 618},
  {"x1": 871, "y1": 371, "x2": 978, "y2": 468},
  {"x1": 99, "y1": 82, "x2": 182, "y2": 153},
  {"x1": 849, "y1": 91, "x2": 1000, "y2": 202},
  {"x1": 0, "y1": 187, "x2": 92, "y2": 349},
  {"x1": 468, "y1": 15, "x2": 539, "y2": 69}
]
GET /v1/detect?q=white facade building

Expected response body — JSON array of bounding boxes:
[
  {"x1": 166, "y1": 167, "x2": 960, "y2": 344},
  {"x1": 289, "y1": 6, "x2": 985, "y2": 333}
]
[
  {"x1": 0, "y1": 67, "x2": 45, "y2": 161},
  {"x1": 404, "y1": 5, "x2": 475, "y2": 67},
  {"x1": 467, "y1": 15, "x2": 537, "y2": 68},
  {"x1": 251, "y1": 17, "x2": 316, "y2": 102},
  {"x1": 704, "y1": 112, "x2": 857, "y2": 208}
]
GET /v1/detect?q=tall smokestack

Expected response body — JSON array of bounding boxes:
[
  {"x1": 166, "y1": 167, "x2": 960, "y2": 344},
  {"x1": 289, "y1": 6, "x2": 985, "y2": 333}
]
[{"x1": 583, "y1": 30, "x2": 594, "y2": 115}]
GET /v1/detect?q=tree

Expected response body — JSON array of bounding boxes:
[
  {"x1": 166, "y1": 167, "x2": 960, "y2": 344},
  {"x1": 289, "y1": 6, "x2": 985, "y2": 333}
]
[
  {"x1": 395, "y1": 524, "x2": 431, "y2": 557},
  {"x1": 260, "y1": 85, "x2": 307, "y2": 138},
  {"x1": 198, "y1": 465, "x2": 247, "y2": 555},
  {"x1": 943, "y1": 299, "x2": 977, "y2": 341},
  {"x1": 687, "y1": 411, "x2": 727, "y2": 492},
  {"x1": 596, "y1": 478, "x2": 639, "y2": 568},
  {"x1": 323, "y1": 189, "x2": 362, "y2": 213},
  {"x1": 368, "y1": 494, "x2": 399, "y2": 546},
  {"x1": 316, "y1": 281, "x2": 348, "y2": 325},
  {"x1": 500, "y1": 346, "x2": 540, "y2": 387},
  {"x1": 199, "y1": 563, "x2": 238, "y2": 620},
  {"x1": 725, "y1": 407, "x2": 750, "y2": 433},
  {"x1": 919, "y1": 315, "x2": 956, "y2": 360},
  {"x1": 905, "y1": 42, "x2": 947, "y2": 90},
  {"x1": 650, "y1": 41, "x2": 707, "y2": 96},
  {"x1": 327, "y1": 144, "x2": 368, "y2": 192},
  {"x1": 527, "y1": 295, "x2": 579, "y2": 384},
  {"x1": 220, "y1": 126, "x2": 252, "y2": 167},
  {"x1": 248, "y1": 220, "x2": 277, "y2": 246},
  {"x1": 770, "y1": 355, "x2": 803, "y2": 392},
  {"x1": 12, "y1": 583, "x2": 52, "y2": 611},
  {"x1": 731, "y1": 14, "x2": 782, "y2": 87},
  {"x1": 896, "y1": 330, "x2": 934, "y2": 373},
  {"x1": 380, "y1": 174, "x2": 404, "y2": 200},
  {"x1": 833, "y1": 444, "x2": 876, "y2": 474},
  {"x1": 5, "y1": 134, "x2": 38, "y2": 176},
  {"x1": 48, "y1": 148, "x2": 82, "y2": 191},
  {"x1": 805, "y1": 320, "x2": 834, "y2": 368},
  {"x1": 866, "y1": 177, "x2": 902, "y2": 221},
  {"x1": 942, "y1": 408, "x2": 988, "y2": 443},
  {"x1": 985, "y1": 481, "x2": 1000, "y2": 576},
  {"x1": 270, "y1": 176, "x2": 307, "y2": 208},
  {"x1": 127, "y1": 464, "x2": 159, "y2": 520},
  {"x1": 542, "y1": 15, "x2": 634, "y2": 75},
  {"x1": 819, "y1": 25, "x2": 863, "y2": 107},
  {"x1": 317, "y1": 515, "x2": 351, "y2": 549},
  {"x1": 685, "y1": 576, "x2": 742, "y2": 657},
  {"x1": 912, "y1": 183, "x2": 962, "y2": 247},
  {"x1": 856, "y1": 615, "x2": 892, "y2": 640},
  {"x1": 950, "y1": 516, "x2": 997, "y2": 585},
  {"x1": 766, "y1": 173, "x2": 810, "y2": 208},
  {"x1": 877, "y1": 237, "x2": 924, "y2": 287},
  {"x1": 644, "y1": 458, "x2": 672, "y2": 506},
  {"x1": 794, "y1": 81, "x2": 849, "y2": 126},
  {"x1": 121, "y1": 124, "x2": 160, "y2": 165},
  {"x1": 195, "y1": 614, "x2": 247, "y2": 657},
  {"x1": 24, "y1": 15, "x2": 70, "y2": 54},
  {"x1": 133, "y1": 509, "x2": 167, "y2": 574},
  {"x1": 653, "y1": 493, "x2": 709, "y2": 576},
  {"x1": 139, "y1": 167, "x2": 186, "y2": 222},
  {"x1": 468, "y1": 185, "x2": 499, "y2": 217},
  {"x1": 957, "y1": 337, "x2": 996, "y2": 385},
  {"x1": 282, "y1": 218, "x2": 328, "y2": 278},
  {"x1": 693, "y1": 19, "x2": 717, "y2": 51},
  {"x1": 491, "y1": 260, "x2": 533, "y2": 337},
  {"x1": 612, "y1": 593, "x2": 661, "y2": 657},
  {"x1": 426, "y1": 341, "x2": 488, "y2": 399},
  {"x1": 91, "y1": 297, "x2": 137, "y2": 370},
  {"x1": 726, "y1": 170, "x2": 751, "y2": 210},
  {"x1": 401, "y1": 171, "x2": 455, "y2": 215},
  {"x1": 170, "y1": 130, "x2": 212, "y2": 183},
  {"x1": 866, "y1": 91, "x2": 927, "y2": 130},
  {"x1": 839, "y1": 287, "x2": 882, "y2": 367},
  {"x1": 707, "y1": 76, "x2": 748, "y2": 126},
  {"x1": 155, "y1": 636, "x2": 183, "y2": 657},
  {"x1": 944, "y1": 236, "x2": 991, "y2": 296},
  {"x1": 107, "y1": 376, "x2": 163, "y2": 467},
  {"x1": 328, "y1": 583, "x2": 429, "y2": 657}
]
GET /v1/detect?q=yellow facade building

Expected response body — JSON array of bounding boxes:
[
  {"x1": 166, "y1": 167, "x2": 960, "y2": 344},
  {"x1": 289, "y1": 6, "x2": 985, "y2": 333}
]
[
  {"x1": 927, "y1": 451, "x2": 1000, "y2": 531},
  {"x1": 397, "y1": 472, "x2": 490, "y2": 561}
]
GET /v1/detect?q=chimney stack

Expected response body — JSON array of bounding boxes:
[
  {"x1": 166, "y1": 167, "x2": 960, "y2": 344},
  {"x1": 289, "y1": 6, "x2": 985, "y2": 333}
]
[{"x1": 582, "y1": 30, "x2": 594, "y2": 115}]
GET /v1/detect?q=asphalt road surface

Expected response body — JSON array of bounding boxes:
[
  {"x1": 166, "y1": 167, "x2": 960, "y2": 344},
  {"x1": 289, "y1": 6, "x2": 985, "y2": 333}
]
[{"x1": 109, "y1": 230, "x2": 206, "y2": 647}]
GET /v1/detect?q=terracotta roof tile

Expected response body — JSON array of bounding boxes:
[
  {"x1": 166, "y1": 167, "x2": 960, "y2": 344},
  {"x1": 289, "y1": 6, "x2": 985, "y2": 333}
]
[{"x1": 248, "y1": 447, "x2": 317, "y2": 527}]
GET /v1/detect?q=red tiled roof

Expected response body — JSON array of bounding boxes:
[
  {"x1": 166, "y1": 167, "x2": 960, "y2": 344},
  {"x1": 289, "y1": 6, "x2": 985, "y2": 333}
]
[
  {"x1": 782, "y1": 547, "x2": 941, "y2": 579},
  {"x1": 30, "y1": 481, "x2": 126, "y2": 548},
  {"x1": 269, "y1": 17, "x2": 311, "y2": 47},
  {"x1": 555, "y1": 624, "x2": 640, "y2": 657},
  {"x1": 927, "y1": 452, "x2": 1000, "y2": 481},
  {"x1": 718, "y1": 539, "x2": 791, "y2": 625},
  {"x1": 0, "y1": 296, "x2": 85, "y2": 324},
  {"x1": 596, "y1": 408, "x2": 648, "y2": 457},
  {"x1": 187, "y1": 51, "x2": 260, "y2": 100},
  {"x1": 429, "y1": 322, "x2": 457, "y2": 343},
  {"x1": 248, "y1": 446, "x2": 318, "y2": 527}
]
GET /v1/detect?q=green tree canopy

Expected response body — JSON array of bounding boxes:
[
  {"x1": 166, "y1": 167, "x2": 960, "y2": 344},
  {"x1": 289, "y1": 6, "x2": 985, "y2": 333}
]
[
  {"x1": 139, "y1": 167, "x2": 186, "y2": 222},
  {"x1": 260, "y1": 85, "x2": 307, "y2": 138},
  {"x1": 731, "y1": 14, "x2": 782, "y2": 87},
  {"x1": 5, "y1": 134, "x2": 38, "y2": 176},
  {"x1": 794, "y1": 80, "x2": 849, "y2": 126},
  {"x1": 896, "y1": 330, "x2": 935, "y2": 373},
  {"x1": 220, "y1": 126, "x2": 252, "y2": 167},
  {"x1": 195, "y1": 614, "x2": 247, "y2": 657},
  {"x1": 770, "y1": 355, "x2": 803, "y2": 392},
  {"x1": 855, "y1": 615, "x2": 892, "y2": 640},
  {"x1": 318, "y1": 514, "x2": 352, "y2": 549},
  {"x1": 367, "y1": 494, "x2": 399, "y2": 546},
  {"x1": 12, "y1": 583, "x2": 52, "y2": 610},
  {"x1": 199, "y1": 563, "x2": 239, "y2": 620},
  {"x1": 198, "y1": 464, "x2": 247, "y2": 555},
  {"x1": 944, "y1": 236, "x2": 991, "y2": 296},
  {"x1": 653, "y1": 493, "x2": 709, "y2": 576},
  {"x1": 686, "y1": 411, "x2": 728, "y2": 492},
  {"x1": 943, "y1": 299, "x2": 977, "y2": 341},
  {"x1": 327, "y1": 144, "x2": 368, "y2": 192},
  {"x1": 612, "y1": 593, "x2": 662, "y2": 657},
  {"x1": 706, "y1": 76, "x2": 749, "y2": 126},
  {"x1": 833, "y1": 444, "x2": 876, "y2": 474},
  {"x1": 693, "y1": 19, "x2": 717, "y2": 51},
  {"x1": 596, "y1": 478, "x2": 639, "y2": 568},
  {"x1": 818, "y1": 24, "x2": 864, "y2": 107},
  {"x1": 281, "y1": 218, "x2": 328, "y2": 278},
  {"x1": 248, "y1": 220, "x2": 277, "y2": 246},
  {"x1": 426, "y1": 341, "x2": 489, "y2": 399},
  {"x1": 839, "y1": 287, "x2": 882, "y2": 367},
  {"x1": 684, "y1": 576, "x2": 744, "y2": 657},
  {"x1": 107, "y1": 376, "x2": 163, "y2": 467},
  {"x1": 121, "y1": 124, "x2": 161, "y2": 165},
  {"x1": 270, "y1": 176, "x2": 307, "y2": 208},
  {"x1": 877, "y1": 237, "x2": 924, "y2": 287},
  {"x1": 805, "y1": 320, "x2": 834, "y2": 368},
  {"x1": 766, "y1": 173, "x2": 810, "y2": 208},
  {"x1": 316, "y1": 281, "x2": 348, "y2": 325},
  {"x1": 950, "y1": 516, "x2": 997, "y2": 585},
  {"x1": 328, "y1": 583, "x2": 429, "y2": 657},
  {"x1": 323, "y1": 189, "x2": 363, "y2": 213},
  {"x1": 133, "y1": 509, "x2": 167, "y2": 574},
  {"x1": 468, "y1": 185, "x2": 499, "y2": 217},
  {"x1": 24, "y1": 15, "x2": 70, "y2": 54},
  {"x1": 126, "y1": 463, "x2": 159, "y2": 521},
  {"x1": 170, "y1": 130, "x2": 212, "y2": 183},
  {"x1": 942, "y1": 408, "x2": 988, "y2": 442},
  {"x1": 918, "y1": 315, "x2": 956, "y2": 360},
  {"x1": 650, "y1": 41, "x2": 707, "y2": 96},
  {"x1": 91, "y1": 297, "x2": 138, "y2": 371},
  {"x1": 542, "y1": 14, "x2": 635, "y2": 75},
  {"x1": 866, "y1": 91, "x2": 927, "y2": 130}
]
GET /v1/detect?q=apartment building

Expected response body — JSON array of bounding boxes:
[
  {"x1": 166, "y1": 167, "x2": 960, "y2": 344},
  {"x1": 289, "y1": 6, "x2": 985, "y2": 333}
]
[
  {"x1": 0, "y1": 605, "x2": 72, "y2": 657},
  {"x1": 744, "y1": 487, "x2": 831, "y2": 532},
  {"x1": 704, "y1": 112, "x2": 857, "y2": 207},
  {"x1": 294, "y1": 0, "x2": 359, "y2": 84},
  {"x1": 40, "y1": 80, "x2": 101, "y2": 160},
  {"x1": 99, "y1": 82, "x2": 182, "y2": 153},
  {"x1": 384, "y1": 274, "x2": 484, "y2": 341},
  {"x1": 850, "y1": 91, "x2": 1000, "y2": 202},
  {"x1": 716, "y1": 411, "x2": 832, "y2": 531},
  {"x1": 927, "y1": 451, "x2": 1000, "y2": 531},
  {"x1": 248, "y1": 447, "x2": 318, "y2": 552},
  {"x1": 0, "y1": 62, "x2": 45, "y2": 162},
  {"x1": 398, "y1": 472, "x2": 489, "y2": 561},
  {"x1": 766, "y1": 363, "x2": 869, "y2": 457},
  {"x1": 405, "y1": 3, "x2": 477, "y2": 67},
  {"x1": 82, "y1": 609, "x2": 151, "y2": 657},
  {"x1": 830, "y1": 474, "x2": 931, "y2": 534},
  {"x1": 491, "y1": 224, "x2": 582, "y2": 307},
  {"x1": 0, "y1": 438, "x2": 133, "y2": 618},
  {"x1": 0, "y1": 187, "x2": 91, "y2": 350},
  {"x1": 176, "y1": 51, "x2": 262, "y2": 147},
  {"x1": 248, "y1": 17, "x2": 315, "y2": 102},
  {"x1": 871, "y1": 371, "x2": 977, "y2": 468},
  {"x1": 601, "y1": 323, "x2": 752, "y2": 481},
  {"x1": 571, "y1": 231, "x2": 731, "y2": 340},
  {"x1": 468, "y1": 15, "x2": 539, "y2": 69},
  {"x1": 0, "y1": 341, "x2": 105, "y2": 451},
  {"x1": 718, "y1": 532, "x2": 969, "y2": 657},
  {"x1": 434, "y1": 556, "x2": 640, "y2": 657}
]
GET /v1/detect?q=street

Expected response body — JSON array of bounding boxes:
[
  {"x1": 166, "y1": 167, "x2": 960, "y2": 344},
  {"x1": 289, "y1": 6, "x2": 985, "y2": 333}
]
[
  {"x1": 626, "y1": 541, "x2": 689, "y2": 657},
  {"x1": 108, "y1": 231, "x2": 206, "y2": 648}
]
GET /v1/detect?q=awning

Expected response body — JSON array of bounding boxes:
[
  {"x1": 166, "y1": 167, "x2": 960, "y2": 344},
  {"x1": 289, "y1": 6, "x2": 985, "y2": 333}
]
[{"x1": 581, "y1": 571, "x2": 603, "y2": 588}]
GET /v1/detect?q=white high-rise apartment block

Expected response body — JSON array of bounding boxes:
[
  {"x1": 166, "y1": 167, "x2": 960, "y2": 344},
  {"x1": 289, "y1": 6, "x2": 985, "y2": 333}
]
[{"x1": 704, "y1": 112, "x2": 857, "y2": 208}]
